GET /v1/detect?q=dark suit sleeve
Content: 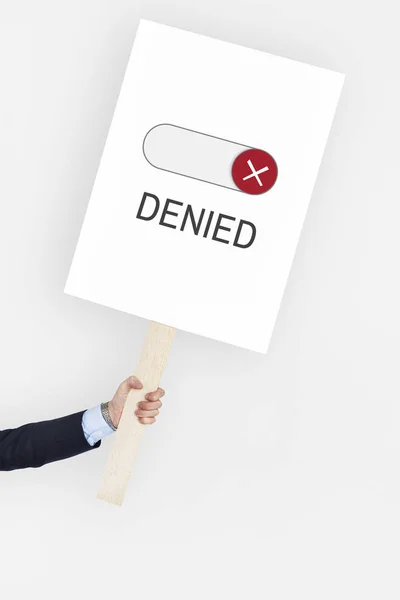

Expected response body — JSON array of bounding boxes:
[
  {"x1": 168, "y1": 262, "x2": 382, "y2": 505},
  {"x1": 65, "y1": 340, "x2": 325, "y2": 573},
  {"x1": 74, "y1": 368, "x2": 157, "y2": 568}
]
[{"x1": 0, "y1": 411, "x2": 100, "y2": 471}]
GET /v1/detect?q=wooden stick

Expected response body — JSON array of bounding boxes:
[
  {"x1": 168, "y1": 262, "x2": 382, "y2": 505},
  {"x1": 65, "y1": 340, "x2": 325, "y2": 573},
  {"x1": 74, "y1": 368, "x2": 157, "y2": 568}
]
[{"x1": 97, "y1": 321, "x2": 175, "y2": 506}]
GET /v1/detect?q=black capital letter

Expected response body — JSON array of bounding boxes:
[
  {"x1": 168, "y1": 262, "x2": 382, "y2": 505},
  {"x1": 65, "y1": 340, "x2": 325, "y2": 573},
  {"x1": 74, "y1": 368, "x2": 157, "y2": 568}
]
[
  {"x1": 212, "y1": 213, "x2": 236, "y2": 244},
  {"x1": 159, "y1": 198, "x2": 183, "y2": 229},
  {"x1": 180, "y1": 205, "x2": 205, "y2": 235},
  {"x1": 233, "y1": 220, "x2": 256, "y2": 249},
  {"x1": 136, "y1": 192, "x2": 160, "y2": 221}
]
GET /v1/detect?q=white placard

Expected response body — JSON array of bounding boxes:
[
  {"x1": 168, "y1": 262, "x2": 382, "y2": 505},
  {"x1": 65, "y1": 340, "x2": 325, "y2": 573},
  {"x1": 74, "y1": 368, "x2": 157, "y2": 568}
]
[{"x1": 65, "y1": 20, "x2": 344, "y2": 353}]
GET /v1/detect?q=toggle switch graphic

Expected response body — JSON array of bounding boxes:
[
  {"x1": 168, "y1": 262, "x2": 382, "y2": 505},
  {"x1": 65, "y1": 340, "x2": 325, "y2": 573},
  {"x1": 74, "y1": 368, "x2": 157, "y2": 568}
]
[{"x1": 143, "y1": 124, "x2": 278, "y2": 195}]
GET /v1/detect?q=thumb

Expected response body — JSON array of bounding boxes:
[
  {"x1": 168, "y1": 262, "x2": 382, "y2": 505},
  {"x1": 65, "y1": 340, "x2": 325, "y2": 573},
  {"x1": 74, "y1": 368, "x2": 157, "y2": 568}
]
[
  {"x1": 128, "y1": 375, "x2": 143, "y2": 390},
  {"x1": 116, "y1": 376, "x2": 143, "y2": 396}
]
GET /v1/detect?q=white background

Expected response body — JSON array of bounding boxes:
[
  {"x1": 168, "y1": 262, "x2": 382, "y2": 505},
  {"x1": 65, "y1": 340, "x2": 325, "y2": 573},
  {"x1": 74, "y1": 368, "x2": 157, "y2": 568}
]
[{"x1": 0, "y1": 1, "x2": 399, "y2": 598}]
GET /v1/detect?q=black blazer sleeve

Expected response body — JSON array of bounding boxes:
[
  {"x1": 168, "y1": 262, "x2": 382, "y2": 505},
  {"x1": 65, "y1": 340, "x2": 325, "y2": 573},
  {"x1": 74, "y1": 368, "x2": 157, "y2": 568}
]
[{"x1": 0, "y1": 411, "x2": 100, "y2": 471}]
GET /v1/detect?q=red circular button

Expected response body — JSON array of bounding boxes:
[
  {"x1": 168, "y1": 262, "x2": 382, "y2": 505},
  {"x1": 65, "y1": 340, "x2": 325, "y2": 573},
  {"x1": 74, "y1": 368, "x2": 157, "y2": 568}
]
[{"x1": 231, "y1": 148, "x2": 278, "y2": 195}]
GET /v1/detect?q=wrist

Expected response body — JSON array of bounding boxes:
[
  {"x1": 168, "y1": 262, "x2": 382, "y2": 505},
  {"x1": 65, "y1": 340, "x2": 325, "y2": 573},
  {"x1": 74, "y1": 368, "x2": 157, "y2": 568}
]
[{"x1": 101, "y1": 401, "x2": 118, "y2": 430}]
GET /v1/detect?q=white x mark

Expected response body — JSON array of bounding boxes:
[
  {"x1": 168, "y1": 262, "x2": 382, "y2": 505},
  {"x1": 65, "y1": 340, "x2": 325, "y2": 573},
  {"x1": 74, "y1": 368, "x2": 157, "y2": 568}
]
[{"x1": 242, "y1": 159, "x2": 269, "y2": 187}]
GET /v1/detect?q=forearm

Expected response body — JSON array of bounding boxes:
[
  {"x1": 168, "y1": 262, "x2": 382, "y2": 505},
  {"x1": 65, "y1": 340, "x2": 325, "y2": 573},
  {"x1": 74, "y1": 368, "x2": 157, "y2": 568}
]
[{"x1": 0, "y1": 411, "x2": 100, "y2": 471}]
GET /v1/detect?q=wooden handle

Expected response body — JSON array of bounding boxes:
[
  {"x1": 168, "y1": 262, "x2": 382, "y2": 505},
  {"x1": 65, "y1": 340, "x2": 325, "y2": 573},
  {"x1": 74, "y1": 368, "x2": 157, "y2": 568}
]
[{"x1": 97, "y1": 321, "x2": 175, "y2": 506}]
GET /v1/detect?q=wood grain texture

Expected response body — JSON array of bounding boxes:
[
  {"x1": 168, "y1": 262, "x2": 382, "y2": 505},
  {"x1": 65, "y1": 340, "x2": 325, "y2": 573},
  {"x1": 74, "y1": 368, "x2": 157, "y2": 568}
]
[{"x1": 97, "y1": 321, "x2": 175, "y2": 506}]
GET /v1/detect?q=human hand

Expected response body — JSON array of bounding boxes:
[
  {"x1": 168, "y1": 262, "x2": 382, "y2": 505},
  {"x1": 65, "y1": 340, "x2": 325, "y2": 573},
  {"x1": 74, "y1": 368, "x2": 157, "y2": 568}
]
[{"x1": 108, "y1": 376, "x2": 165, "y2": 428}]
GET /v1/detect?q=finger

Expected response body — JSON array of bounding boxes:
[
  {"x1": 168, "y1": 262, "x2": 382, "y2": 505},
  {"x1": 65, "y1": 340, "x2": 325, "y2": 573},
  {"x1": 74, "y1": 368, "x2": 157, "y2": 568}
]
[
  {"x1": 135, "y1": 409, "x2": 159, "y2": 418},
  {"x1": 138, "y1": 417, "x2": 156, "y2": 425},
  {"x1": 145, "y1": 387, "x2": 165, "y2": 402},
  {"x1": 128, "y1": 375, "x2": 143, "y2": 389},
  {"x1": 137, "y1": 400, "x2": 162, "y2": 411}
]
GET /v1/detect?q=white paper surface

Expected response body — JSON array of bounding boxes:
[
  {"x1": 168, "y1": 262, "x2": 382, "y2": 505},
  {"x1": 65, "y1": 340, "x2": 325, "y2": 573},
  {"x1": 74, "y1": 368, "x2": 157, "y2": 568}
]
[{"x1": 65, "y1": 19, "x2": 344, "y2": 353}]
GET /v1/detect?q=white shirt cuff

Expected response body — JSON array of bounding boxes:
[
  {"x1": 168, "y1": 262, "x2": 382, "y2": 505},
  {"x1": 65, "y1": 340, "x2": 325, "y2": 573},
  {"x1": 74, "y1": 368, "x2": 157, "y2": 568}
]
[{"x1": 81, "y1": 404, "x2": 115, "y2": 447}]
